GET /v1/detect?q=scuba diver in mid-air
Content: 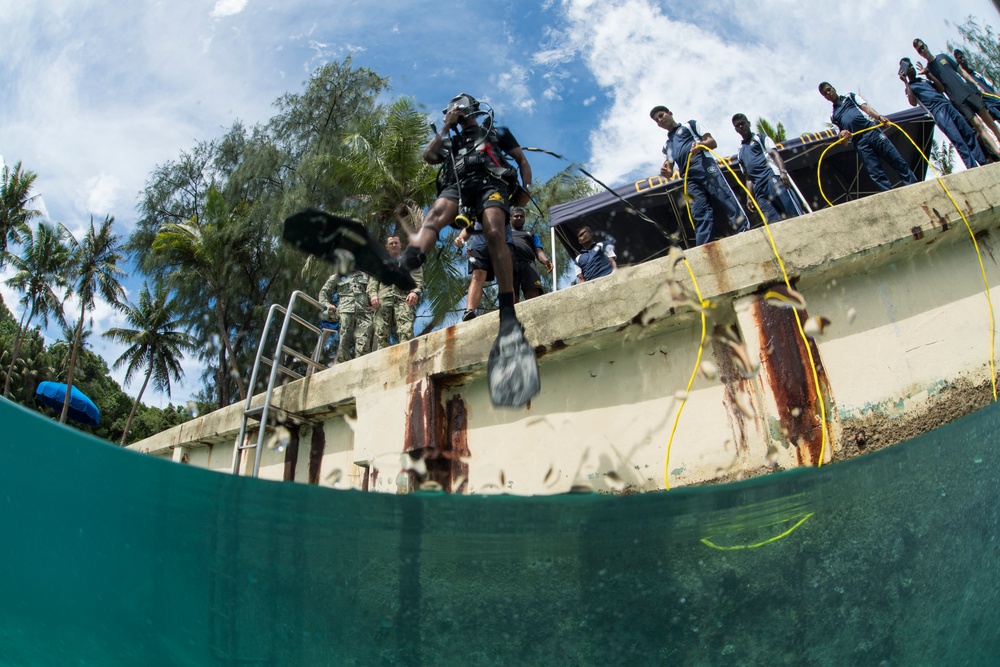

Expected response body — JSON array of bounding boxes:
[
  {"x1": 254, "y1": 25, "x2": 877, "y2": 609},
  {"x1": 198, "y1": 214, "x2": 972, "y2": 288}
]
[{"x1": 397, "y1": 93, "x2": 539, "y2": 407}]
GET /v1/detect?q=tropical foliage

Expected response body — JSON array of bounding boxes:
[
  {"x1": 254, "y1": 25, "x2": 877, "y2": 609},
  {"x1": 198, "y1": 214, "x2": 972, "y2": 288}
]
[
  {"x1": 60, "y1": 215, "x2": 126, "y2": 423},
  {"x1": 948, "y1": 16, "x2": 1000, "y2": 89},
  {"x1": 1, "y1": 55, "x2": 602, "y2": 444},
  {"x1": 0, "y1": 161, "x2": 41, "y2": 266},
  {"x1": 3, "y1": 221, "x2": 72, "y2": 397},
  {"x1": 103, "y1": 282, "x2": 196, "y2": 444},
  {"x1": 755, "y1": 117, "x2": 788, "y2": 143}
]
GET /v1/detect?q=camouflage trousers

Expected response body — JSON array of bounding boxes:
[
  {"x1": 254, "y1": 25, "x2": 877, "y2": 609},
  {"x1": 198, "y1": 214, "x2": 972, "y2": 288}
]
[
  {"x1": 372, "y1": 297, "x2": 415, "y2": 350},
  {"x1": 336, "y1": 311, "x2": 373, "y2": 363}
]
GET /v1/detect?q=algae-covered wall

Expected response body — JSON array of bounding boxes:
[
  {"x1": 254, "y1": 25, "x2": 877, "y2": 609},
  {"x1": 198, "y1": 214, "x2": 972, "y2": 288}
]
[{"x1": 131, "y1": 165, "x2": 1000, "y2": 494}]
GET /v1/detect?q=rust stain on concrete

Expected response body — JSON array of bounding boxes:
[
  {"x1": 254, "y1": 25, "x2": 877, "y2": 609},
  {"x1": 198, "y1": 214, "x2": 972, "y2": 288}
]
[
  {"x1": 752, "y1": 289, "x2": 834, "y2": 466},
  {"x1": 920, "y1": 202, "x2": 949, "y2": 231},
  {"x1": 438, "y1": 395, "x2": 471, "y2": 493},
  {"x1": 440, "y1": 325, "x2": 458, "y2": 376},
  {"x1": 711, "y1": 336, "x2": 755, "y2": 456},
  {"x1": 404, "y1": 378, "x2": 443, "y2": 453},
  {"x1": 307, "y1": 424, "x2": 325, "y2": 485},
  {"x1": 403, "y1": 377, "x2": 471, "y2": 493},
  {"x1": 405, "y1": 337, "x2": 424, "y2": 385},
  {"x1": 282, "y1": 424, "x2": 300, "y2": 481},
  {"x1": 702, "y1": 241, "x2": 730, "y2": 295},
  {"x1": 535, "y1": 339, "x2": 568, "y2": 358}
]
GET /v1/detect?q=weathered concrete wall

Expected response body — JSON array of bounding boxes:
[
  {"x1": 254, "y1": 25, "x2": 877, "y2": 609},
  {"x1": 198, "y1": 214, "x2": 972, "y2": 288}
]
[{"x1": 130, "y1": 165, "x2": 1000, "y2": 494}]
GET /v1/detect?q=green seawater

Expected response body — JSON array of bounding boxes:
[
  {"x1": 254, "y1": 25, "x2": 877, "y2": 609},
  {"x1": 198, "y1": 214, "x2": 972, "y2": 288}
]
[{"x1": 1, "y1": 396, "x2": 998, "y2": 666}]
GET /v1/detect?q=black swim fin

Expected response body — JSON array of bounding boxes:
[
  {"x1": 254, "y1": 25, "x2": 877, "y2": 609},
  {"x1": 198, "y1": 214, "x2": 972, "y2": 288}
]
[
  {"x1": 487, "y1": 317, "x2": 540, "y2": 408},
  {"x1": 283, "y1": 209, "x2": 417, "y2": 291}
]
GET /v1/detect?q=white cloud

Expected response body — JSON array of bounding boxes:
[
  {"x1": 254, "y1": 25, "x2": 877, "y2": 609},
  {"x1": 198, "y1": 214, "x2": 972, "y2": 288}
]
[
  {"x1": 554, "y1": 0, "x2": 991, "y2": 183},
  {"x1": 80, "y1": 173, "x2": 121, "y2": 217},
  {"x1": 496, "y1": 65, "x2": 537, "y2": 113},
  {"x1": 210, "y1": 0, "x2": 249, "y2": 19}
]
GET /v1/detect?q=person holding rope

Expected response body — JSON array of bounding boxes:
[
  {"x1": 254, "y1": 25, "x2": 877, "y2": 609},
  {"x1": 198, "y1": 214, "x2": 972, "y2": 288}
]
[
  {"x1": 818, "y1": 82, "x2": 918, "y2": 192},
  {"x1": 899, "y1": 58, "x2": 989, "y2": 169},
  {"x1": 399, "y1": 93, "x2": 539, "y2": 407},
  {"x1": 731, "y1": 113, "x2": 803, "y2": 223},
  {"x1": 650, "y1": 106, "x2": 749, "y2": 246}
]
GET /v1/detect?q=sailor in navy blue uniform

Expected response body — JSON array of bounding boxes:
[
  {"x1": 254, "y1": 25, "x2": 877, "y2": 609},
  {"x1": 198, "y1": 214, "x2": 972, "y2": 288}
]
[
  {"x1": 914, "y1": 39, "x2": 1000, "y2": 156},
  {"x1": 650, "y1": 106, "x2": 749, "y2": 246},
  {"x1": 731, "y1": 113, "x2": 803, "y2": 223},
  {"x1": 900, "y1": 58, "x2": 987, "y2": 169},
  {"x1": 572, "y1": 226, "x2": 616, "y2": 283},
  {"x1": 818, "y1": 82, "x2": 918, "y2": 192},
  {"x1": 954, "y1": 49, "x2": 1000, "y2": 123}
]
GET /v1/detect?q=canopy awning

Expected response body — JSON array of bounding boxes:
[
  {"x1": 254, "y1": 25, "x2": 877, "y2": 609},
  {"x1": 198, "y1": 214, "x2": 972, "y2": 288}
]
[{"x1": 549, "y1": 107, "x2": 935, "y2": 264}]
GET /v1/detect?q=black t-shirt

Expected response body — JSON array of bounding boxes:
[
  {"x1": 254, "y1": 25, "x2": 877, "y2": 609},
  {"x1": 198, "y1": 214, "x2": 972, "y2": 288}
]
[
  {"x1": 511, "y1": 229, "x2": 538, "y2": 263},
  {"x1": 927, "y1": 53, "x2": 978, "y2": 101}
]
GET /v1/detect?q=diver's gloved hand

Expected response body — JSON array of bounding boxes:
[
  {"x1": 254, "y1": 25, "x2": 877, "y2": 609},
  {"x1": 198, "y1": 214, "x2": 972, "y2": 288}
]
[{"x1": 398, "y1": 246, "x2": 426, "y2": 273}]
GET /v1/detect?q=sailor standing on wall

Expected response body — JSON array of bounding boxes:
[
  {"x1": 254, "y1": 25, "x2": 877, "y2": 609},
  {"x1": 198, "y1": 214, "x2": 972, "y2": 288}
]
[
  {"x1": 818, "y1": 82, "x2": 918, "y2": 192},
  {"x1": 650, "y1": 106, "x2": 749, "y2": 246},
  {"x1": 953, "y1": 48, "x2": 1000, "y2": 125},
  {"x1": 572, "y1": 226, "x2": 616, "y2": 284},
  {"x1": 899, "y1": 58, "x2": 989, "y2": 169},
  {"x1": 731, "y1": 113, "x2": 803, "y2": 223},
  {"x1": 913, "y1": 39, "x2": 1000, "y2": 157}
]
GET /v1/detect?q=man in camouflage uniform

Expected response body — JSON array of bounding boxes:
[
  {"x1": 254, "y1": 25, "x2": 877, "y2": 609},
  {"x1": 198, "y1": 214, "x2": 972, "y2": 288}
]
[
  {"x1": 367, "y1": 236, "x2": 423, "y2": 350},
  {"x1": 320, "y1": 270, "x2": 374, "y2": 363}
]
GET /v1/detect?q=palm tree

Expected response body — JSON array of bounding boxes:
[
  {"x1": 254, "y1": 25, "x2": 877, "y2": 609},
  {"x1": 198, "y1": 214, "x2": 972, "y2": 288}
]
[
  {"x1": 152, "y1": 186, "x2": 249, "y2": 402},
  {"x1": 930, "y1": 139, "x2": 956, "y2": 176},
  {"x1": 103, "y1": 282, "x2": 196, "y2": 444},
  {"x1": 61, "y1": 215, "x2": 126, "y2": 423},
  {"x1": 333, "y1": 97, "x2": 464, "y2": 332},
  {"x1": 755, "y1": 117, "x2": 788, "y2": 143},
  {"x1": 0, "y1": 161, "x2": 42, "y2": 267},
  {"x1": 3, "y1": 221, "x2": 73, "y2": 397},
  {"x1": 50, "y1": 320, "x2": 91, "y2": 381},
  {"x1": 333, "y1": 97, "x2": 438, "y2": 239}
]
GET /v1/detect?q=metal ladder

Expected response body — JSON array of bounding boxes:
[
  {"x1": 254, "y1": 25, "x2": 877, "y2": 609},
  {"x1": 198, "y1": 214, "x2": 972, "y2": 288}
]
[{"x1": 231, "y1": 289, "x2": 334, "y2": 478}]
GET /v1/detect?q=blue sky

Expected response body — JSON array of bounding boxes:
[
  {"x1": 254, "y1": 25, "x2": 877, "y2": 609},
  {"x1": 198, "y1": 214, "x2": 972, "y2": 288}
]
[{"x1": 1, "y1": 0, "x2": 996, "y2": 406}]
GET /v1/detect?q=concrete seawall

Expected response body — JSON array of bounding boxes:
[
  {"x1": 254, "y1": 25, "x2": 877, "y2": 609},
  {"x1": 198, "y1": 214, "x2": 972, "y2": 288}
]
[{"x1": 130, "y1": 165, "x2": 1000, "y2": 494}]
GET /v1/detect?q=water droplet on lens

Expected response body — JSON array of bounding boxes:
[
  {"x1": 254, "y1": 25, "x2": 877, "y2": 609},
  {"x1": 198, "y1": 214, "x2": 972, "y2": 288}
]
[{"x1": 267, "y1": 426, "x2": 291, "y2": 452}]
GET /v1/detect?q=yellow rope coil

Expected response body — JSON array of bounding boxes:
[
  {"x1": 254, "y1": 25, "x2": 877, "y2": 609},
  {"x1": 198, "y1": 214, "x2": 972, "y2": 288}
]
[{"x1": 700, "y1": 512, "x2": 815, "y2": 551}]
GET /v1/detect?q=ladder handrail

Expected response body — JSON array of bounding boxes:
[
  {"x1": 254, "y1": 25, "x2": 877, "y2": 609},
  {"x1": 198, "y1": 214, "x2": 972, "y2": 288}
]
[
  {"x1": 232, "y1": 289, "x2": 338, "y2": 477},
  {"x1": 231, "y1": 303, "x2": 283, "y2": 474}
]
